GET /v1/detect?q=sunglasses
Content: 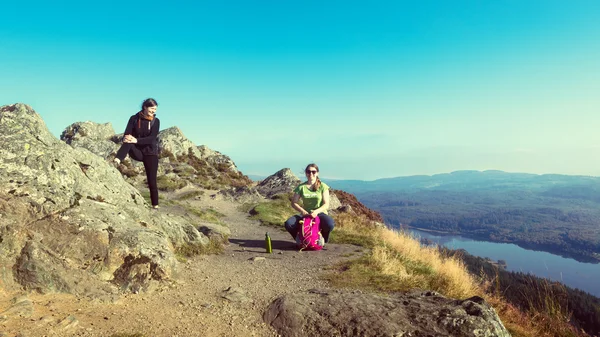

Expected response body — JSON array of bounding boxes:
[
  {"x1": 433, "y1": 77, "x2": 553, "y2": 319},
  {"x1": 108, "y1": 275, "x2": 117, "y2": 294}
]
[{"x1": 306, "y1": 170, "x2": 318, "y2": 175}]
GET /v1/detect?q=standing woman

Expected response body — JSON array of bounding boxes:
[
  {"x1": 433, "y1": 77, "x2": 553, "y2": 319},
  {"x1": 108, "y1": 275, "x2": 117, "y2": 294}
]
[
  {"x1": 114, "y1": 98, "x2": 161, "y2": 209},
  {"x1": 284, "y1": 163, "x2": 335, "y2": 244}
]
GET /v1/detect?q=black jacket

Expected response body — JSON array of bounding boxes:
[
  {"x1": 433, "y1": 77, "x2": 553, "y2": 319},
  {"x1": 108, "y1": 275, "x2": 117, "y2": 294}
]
[{"x1": 123, "y1": 113, "x2": 161, "y2": 156}]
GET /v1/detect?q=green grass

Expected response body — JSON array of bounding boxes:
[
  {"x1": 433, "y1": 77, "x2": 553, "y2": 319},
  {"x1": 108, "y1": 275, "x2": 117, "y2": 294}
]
[
  {"x1": 175, "y1": 237, "x2": 227, "y2": 262},
  {"x1": 156, "y1": 175, "x2": 187, "y2": 191},
  {"x1": 324, "y1": 257, "x2": 412, "y2": 293},
  {"x1": 249, "y1": 194, "x2": 295, "y2": 227},
  {"x1": 328, "y1": 229, "x2": 378, "y2": 248}
]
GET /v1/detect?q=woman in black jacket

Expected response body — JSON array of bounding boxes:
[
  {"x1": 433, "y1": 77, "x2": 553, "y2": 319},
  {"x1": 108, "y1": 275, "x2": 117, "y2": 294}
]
[{"x1": 114, "y1": 98, "x2": 161, "y2": 209}]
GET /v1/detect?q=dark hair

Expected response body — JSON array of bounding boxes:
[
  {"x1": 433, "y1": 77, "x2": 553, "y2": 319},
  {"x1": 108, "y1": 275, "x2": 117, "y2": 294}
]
[
  {"x1": 305, "y1": 163, "x2": 321, "y2": 191},
  {"x1": 141, "y1": 98, "x2": 158, "y2": 111}
]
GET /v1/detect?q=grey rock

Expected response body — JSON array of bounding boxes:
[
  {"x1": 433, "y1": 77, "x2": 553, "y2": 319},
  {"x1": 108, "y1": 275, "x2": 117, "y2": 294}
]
[
  {"x1": 197, "y1": 145, "x2": 240, "y2": 173},
  {"x1": 256, "y1": 168, "x2": 301, "y2": 198},
  {"x1": 158, "y1": 127, "x2": 202, "y2": 158},
  {"x1": 222, "y1": 287, "x2": 252, "y2": 303},
  {"x1": 264, "y1": 289, "x2": 510, "y2": 337},
  {"x1": 0, "y1": 104, "x2": 211, "y2": 296},
  {"x1": 61, "y1": 121, "x2": 118, "y2": 159},
  {"x1": 57, "y1": 315, "x2": 79, "y2": 330},
  {"x1": 328, "y1": 192, "x2": 342, "y2": 210},
  {"x1": 0, "y1": 296, "x2": 33, "y2": 321},
  {"x1": 197, "y1": 222, "x2": 231, "y2": 242}
]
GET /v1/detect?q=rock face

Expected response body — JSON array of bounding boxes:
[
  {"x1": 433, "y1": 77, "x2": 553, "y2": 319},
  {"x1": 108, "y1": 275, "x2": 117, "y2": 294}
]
[
  {"x1": 158, "y1": 126, "x2": 203, "y2": 158},
  {"x1": 256, "y1": 168, "x2": 301, "y2": 198},
  {"x1": 197, "y1": 145, "x2": 240, "y2": 174},
  {"x1": 60, "y1": 121, "x2": 119, "y2": 159},
  {"x1": 264, "y1": 289, "x2": 510, "y2": 337},
  {"x1": 0, "y1": 104, "x2": 210, "y2": 296}
]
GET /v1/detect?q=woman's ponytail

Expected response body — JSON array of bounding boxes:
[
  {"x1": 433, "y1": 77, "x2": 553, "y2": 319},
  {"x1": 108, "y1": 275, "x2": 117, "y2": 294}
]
[{"x1": 314, "y1": 176, "x2": 321, "y2": 191}]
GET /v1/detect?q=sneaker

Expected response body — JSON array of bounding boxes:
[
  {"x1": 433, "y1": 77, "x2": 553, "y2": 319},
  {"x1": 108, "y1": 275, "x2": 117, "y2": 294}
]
[
  {"x1": 113, "y1": 158, "x2": 121, "y2": 165},
  {"x1": 152, "y1": 205, "x2": 159, "y2": 210},
  {"x1": 317, "y1": 234, "x2": 325, "y2": 247}
]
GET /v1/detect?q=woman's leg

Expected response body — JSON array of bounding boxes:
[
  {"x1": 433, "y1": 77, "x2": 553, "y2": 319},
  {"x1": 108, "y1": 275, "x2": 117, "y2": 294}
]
[
  {"x1": 142, "y1": 155, "x2": 159, "y2": 207},
  {"x1": 317, "y1": 213, "x2": 335, "y2": 242},
  {"x1": 115, "y1": 143, "x2": 144, "y2": 162},
  {"x1": 284, "y1": 215, "x2": 303, "y2": 240}
]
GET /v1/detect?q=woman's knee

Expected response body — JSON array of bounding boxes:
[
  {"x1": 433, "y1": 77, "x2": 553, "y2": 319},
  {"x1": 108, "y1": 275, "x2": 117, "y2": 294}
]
[
  {"x1": 318, "y1": 214, "x2": 335, "y2": 231},
  {"x1": 284, "y1": 216, "x2": 299, "y2": 230}
]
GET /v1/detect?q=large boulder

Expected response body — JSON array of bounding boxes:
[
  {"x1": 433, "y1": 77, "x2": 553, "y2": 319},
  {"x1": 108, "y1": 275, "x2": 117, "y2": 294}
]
[
  {"x1": 197, "y1": 145, "x2": 240, "y2": 174},
  {"x1": 60, "y1": 121, "x2": 119, "y2": 159},
  {"x1": 264, "y1": 289, "x2": 510, "y2": 337},
  {"x1": 0, "y1": 103, "x2": 210, "y2": 296},
  {"x1": 158, "y1": 126, "x2": 202, "y2": 158},
  {"x1": 257, "y1": 168, "x2": 302, "y2": 198}
]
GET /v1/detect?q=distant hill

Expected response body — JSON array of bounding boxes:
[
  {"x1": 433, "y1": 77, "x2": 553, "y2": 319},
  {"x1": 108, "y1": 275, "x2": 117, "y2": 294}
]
[
  {"x1": 329, "y1": 170, "x2": 600, "y2": 263},
  {"x1": 330, "y1": 170, "x2": 600, "y2": 193}
]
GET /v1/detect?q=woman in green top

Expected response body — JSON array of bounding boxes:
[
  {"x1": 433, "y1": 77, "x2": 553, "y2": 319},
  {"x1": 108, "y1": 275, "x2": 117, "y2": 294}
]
[{"x1": 284, "y1": 163, "x2": 335, "y2": 243}]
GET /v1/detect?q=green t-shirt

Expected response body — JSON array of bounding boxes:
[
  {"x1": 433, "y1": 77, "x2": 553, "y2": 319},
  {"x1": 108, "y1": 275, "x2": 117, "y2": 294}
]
[{"x1": 293, "y1": 182, "x2": 330, "y2": 213}]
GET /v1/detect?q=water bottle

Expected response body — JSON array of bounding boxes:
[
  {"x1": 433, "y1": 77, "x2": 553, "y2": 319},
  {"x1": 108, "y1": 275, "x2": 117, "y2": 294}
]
[{"x1": 265, "y1": 232, "x2": 272, "y2": 253}]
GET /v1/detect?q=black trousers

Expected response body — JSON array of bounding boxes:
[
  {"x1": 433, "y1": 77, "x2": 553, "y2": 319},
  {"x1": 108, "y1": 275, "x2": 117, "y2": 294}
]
[{"x1": 115, "y1": 144, "x2": 159, "y2": 206}]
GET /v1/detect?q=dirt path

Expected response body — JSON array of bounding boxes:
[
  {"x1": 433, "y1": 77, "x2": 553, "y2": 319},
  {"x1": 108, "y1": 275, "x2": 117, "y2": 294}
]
[{"x1": 0, "y1": 192, "x2": 362, "y2": 337}]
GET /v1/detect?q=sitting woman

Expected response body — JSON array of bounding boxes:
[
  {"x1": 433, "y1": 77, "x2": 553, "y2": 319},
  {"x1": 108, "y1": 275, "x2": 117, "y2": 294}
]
[
  {"x1": 284, "y1": 163, "x2": 335, "y2": 244},
  {"x1": 113, "y1": 98, "x2": 161, "y2": 209}
]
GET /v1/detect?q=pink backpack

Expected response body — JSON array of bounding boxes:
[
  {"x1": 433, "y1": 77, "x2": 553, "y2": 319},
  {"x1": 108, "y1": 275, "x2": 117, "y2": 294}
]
[{"x1": 296, "y1": 216, "x2": 324, "y2": 251}]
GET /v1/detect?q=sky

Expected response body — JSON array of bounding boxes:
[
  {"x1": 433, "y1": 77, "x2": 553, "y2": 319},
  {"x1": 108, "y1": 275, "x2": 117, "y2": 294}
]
[{"x1": 1, "y1": 1, "x2": 599, "y2": 180}]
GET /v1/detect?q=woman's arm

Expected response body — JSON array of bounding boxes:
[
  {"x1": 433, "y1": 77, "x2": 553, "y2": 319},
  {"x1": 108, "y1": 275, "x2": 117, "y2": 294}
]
[
  {"x1": 290, "y1": 193, "x2": 309, "y2": 216},
  {"x1": 136, "y1": 118, "x2": 160, "y2": 145},
  {"x1": 122, "y1": 116, "x2": 136, "y2": 142}
]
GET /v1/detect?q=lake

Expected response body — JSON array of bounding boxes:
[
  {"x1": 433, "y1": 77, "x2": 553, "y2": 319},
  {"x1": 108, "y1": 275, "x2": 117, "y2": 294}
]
[{"x1": 408, "y1": 228, "x2": 600, "y2": 298}]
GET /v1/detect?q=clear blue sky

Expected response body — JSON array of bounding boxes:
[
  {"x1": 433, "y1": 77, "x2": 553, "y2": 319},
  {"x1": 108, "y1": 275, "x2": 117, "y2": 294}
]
[{"x1": 2, "y1": 1, "x2": 599, "y2": 180}]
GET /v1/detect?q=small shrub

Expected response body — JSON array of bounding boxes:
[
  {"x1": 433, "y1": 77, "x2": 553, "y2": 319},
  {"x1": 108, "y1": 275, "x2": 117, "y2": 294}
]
[
  {"x1": 175, "y1": 237, "x2": 226, "y2": 260},
  {"x1": 156, "y1": 175, "x2": 186, "y2": 191},
  {"x1": 159, "y1": 148, "x2": 176, "y2": 161},
  {"x1": 117, "y1": 160, "x2": 139, "y2": 178}
]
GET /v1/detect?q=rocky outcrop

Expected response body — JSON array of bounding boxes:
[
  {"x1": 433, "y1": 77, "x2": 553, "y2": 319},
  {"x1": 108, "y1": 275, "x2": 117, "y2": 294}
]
[
  {"x1": 60, "y1": 121, "x2": 119, "y2": 159},
  {"x1": 0, "y1": 103, "x2": 210, "y2": 296},
  {"x1": 264, "y1": 289, "x2": 510, "y2": 337},
  {"x1": 158, "y1": 126, "x2": 202, "y2": 158},
  {"x1": 60, "y1": 121, "x2": 252, "y2": 190},
  {"x1": 256, "y1": 168, "x2": 301, "y2": 198},
  {"x1": 197, "y1": 145, "x2": 240, "y2": 174}
]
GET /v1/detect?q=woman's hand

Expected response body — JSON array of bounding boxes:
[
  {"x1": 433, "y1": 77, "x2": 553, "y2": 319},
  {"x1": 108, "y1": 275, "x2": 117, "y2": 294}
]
[{"x1": 123, "y1": 135, "x2": 138, "y2": 143}]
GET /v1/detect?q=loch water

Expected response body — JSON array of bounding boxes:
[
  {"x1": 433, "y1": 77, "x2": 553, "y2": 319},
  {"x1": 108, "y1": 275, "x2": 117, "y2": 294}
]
[{"x1": 408, "y1": 228, "x2": 600, "y2": 298}]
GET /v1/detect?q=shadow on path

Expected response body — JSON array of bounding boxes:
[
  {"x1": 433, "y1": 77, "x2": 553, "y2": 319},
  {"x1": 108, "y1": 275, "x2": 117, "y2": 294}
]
[{"x1": 229, "y1": 238, "x2": 299, "y2": 252}]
